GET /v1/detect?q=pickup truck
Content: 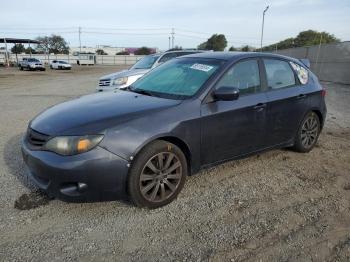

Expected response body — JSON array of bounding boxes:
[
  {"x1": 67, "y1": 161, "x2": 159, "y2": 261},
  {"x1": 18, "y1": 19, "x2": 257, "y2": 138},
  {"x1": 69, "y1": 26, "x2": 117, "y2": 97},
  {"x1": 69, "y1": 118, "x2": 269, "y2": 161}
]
[{"x1": 19, "y1": 58, "x2": 46, "y2": 71}]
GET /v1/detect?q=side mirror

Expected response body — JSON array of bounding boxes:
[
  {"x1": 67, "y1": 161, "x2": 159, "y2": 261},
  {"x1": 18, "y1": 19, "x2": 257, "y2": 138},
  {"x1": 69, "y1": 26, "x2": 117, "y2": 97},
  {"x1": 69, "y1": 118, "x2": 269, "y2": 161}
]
[{"x1": 213, "y1": 86, "x2": 240, "y2": 101}]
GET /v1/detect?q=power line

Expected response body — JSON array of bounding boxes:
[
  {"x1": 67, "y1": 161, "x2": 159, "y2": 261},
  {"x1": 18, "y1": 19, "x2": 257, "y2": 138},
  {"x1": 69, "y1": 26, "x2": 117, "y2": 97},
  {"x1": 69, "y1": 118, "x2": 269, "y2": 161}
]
[
  {"x1": 84, "y1": 27, "x2": 170, "y2": 31},
  {"x1": 82, "y1": 31, "x2": 169, "y2": 36}
]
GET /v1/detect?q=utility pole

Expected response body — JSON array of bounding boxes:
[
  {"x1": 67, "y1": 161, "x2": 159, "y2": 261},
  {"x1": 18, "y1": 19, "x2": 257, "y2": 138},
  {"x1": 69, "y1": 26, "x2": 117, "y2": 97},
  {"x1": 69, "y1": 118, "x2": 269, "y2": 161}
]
[
  {"x1": 171, "y1": 28, "x2": 175, "y2": 49},
  {"x1": 4, "y1": 38, "x2": 9, "y2": 67},
  {"x1": 78, "y1": 26, "x2": 82, "y2": 64},
  {"x1": 315, "y1": 33, "x2": 323, "y2": 74},
  {"x1": 168, "y1": 36, "x2": 171, "y2": 50},
  {"x1": 260, "y1": 6, "x2": 269, "y2": 52}
]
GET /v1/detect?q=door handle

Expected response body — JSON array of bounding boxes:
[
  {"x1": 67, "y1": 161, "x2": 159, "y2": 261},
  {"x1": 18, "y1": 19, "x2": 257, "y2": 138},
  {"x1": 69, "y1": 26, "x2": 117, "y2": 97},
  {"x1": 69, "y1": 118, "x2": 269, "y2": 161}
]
[
  {"x1": 297, "y1": 94, "x2": 307, "y2": 99},
  {"x1": 253, "y1": 103, "x2": 266, "y2": 111}
]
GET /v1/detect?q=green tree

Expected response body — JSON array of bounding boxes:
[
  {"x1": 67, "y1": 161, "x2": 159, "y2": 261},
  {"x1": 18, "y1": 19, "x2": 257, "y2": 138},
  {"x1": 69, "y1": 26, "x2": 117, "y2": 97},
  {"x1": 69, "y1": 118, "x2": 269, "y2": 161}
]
[
  {"x1": 167, "y1": 46, "x2": 182, "y2": 51},
  {"x1": 25, "y1": 47, "x2": 37, "y2": 54},
  {"x1": 96, "y1": 49, "x2": 107, "y2": 55},
  {"x1": 197, "y1": 42, "x2": 207, "y2": 50},
  {"x1": 294, "y1": 30, "x2": 339, "y2": 46},
  {"x1": 198, "y1": 34, "x2": 227, "y2": 51},
  {"x1": 262, "y1": 30, "x2": 340, "y2": 51},
  {"x1": 134, "y1": 47, "x2": 152, "y2": 55},
  {"x1": 116, "y1": 51, "x2": 129, "y2": 55},
  {"x1": 240, "y1": 45, "x2": 255, "y2": 52},
  {"x1": 228, "y1": 46, "x2": 237, "y2": 51},
  {"x1": 11, "y1": 44, "x2": 25, "y2": 54},
  {"x1": 36, "y1": 35, "x2": 69, "y2": 54}
]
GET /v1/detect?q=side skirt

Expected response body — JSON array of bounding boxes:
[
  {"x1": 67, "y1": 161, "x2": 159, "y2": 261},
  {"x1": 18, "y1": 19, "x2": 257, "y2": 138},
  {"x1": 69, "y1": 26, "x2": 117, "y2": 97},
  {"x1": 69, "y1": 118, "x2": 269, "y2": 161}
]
[{"x1": 191, "y1": 140, "x2": 294, "y2": 175}]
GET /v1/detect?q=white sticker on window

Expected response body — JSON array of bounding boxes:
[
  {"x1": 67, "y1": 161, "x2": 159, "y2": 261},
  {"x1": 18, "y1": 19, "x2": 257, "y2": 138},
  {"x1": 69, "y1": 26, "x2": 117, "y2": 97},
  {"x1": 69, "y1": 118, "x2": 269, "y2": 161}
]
[
  {"x1": 290, "y1": 62, "x2": 308, "y2": 85},
  {"x1": 190, "y1": 63, "x2": 214, "y2": 72}
]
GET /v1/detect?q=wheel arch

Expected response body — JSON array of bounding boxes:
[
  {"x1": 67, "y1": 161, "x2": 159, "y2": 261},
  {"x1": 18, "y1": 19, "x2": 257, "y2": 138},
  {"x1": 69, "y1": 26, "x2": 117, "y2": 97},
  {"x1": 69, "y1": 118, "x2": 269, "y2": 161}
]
[
  {"x1": 132, "y1": 135, "x2": 192, "y2": 176},
  {"x1": 312, "y1": 109, "x2": 324, "y2": 130}
]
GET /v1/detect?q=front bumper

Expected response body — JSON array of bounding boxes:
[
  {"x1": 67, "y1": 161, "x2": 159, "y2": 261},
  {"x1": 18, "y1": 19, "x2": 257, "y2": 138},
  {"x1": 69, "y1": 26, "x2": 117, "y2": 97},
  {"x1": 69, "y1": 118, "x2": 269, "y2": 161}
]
[
  {"x1": 21, "y1": 139, "x2": 130, "y2": 202},
  {"x1": 60, "y1": 65, "x2": 72, "y2": 70},
  {"x1": 29, "y1": 65, "x2": 45, "y2": 70}
]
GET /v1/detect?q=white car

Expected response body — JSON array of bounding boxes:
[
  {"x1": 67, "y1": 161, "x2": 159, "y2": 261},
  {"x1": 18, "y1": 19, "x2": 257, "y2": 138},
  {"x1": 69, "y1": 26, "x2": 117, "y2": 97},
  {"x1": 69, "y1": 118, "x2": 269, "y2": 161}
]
[
  {"x1": 96, "y1": 50, "x2": 203, "y2": 92},
  {"x1": 50, "y1": 60, "x2": 72, "y2": 70}
]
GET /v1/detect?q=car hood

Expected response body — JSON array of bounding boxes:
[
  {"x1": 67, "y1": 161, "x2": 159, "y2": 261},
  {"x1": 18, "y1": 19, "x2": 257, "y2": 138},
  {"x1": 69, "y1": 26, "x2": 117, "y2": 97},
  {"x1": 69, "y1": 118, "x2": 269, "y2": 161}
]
[
  {"x1": 100, "y1": 68, "x2": 150, "y2": 80},
  {"x1": 30, "y1": 91, "x2": 181, "y2": 135}
]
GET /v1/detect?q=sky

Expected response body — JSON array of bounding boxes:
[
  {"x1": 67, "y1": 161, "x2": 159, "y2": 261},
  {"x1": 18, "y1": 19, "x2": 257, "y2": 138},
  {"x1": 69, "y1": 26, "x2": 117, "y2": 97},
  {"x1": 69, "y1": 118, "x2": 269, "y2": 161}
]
[{"x1": 1, "y1": 0, "x2": 349, "y2": 50}]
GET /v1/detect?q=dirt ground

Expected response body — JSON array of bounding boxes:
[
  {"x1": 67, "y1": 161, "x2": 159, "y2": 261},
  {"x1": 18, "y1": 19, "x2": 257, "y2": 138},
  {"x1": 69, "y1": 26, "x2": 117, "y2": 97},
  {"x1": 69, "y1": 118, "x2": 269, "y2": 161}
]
[{"x1": 0, "y1": 65, "x2": 349, "y2": 262}]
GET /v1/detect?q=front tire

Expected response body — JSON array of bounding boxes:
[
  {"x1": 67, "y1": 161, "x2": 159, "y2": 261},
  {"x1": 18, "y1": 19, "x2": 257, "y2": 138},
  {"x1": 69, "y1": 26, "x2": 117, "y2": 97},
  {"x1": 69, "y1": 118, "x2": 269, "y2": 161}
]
[
  {"x1": 128, "y1": 140, "x2": 187, "y2": 208},
  {"x1": 293, "y1": 111, "x2": 320, "y2": 152}
]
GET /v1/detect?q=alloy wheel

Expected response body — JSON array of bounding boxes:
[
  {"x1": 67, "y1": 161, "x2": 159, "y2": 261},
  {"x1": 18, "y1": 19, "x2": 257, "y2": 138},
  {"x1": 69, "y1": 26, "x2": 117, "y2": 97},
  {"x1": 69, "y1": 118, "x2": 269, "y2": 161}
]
[
  {"x1": 139, "y1": 152, "x2": 182, "y2": 203},
  {"x1": 300, "y1": 113, "x2": 319, "y2": 149}
]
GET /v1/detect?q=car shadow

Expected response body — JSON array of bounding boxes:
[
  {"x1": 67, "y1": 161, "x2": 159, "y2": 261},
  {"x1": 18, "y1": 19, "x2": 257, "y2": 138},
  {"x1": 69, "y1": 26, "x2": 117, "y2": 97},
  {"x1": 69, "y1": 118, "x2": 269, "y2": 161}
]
[
  {"x1": 3, "y1": 133, "x2": 51, "y2": 210},
  {"x1": 3, "y1": 133, "x2": 132, "y2": 210}
]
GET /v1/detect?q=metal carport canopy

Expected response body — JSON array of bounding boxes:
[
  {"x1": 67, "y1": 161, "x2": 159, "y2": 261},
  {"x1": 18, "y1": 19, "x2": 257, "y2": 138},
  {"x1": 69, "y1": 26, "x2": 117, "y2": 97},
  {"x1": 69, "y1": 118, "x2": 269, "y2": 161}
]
[{"x1": 0, "y1": 38, "x2": 40, "y2": 44}]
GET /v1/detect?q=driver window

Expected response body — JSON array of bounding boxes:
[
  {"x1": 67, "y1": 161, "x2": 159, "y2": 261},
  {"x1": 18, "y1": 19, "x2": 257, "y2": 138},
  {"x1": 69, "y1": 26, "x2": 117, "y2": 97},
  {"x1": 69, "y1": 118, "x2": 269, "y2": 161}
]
[{"x1": 216, "y1": 59, "x2": 261, "y2": 95}]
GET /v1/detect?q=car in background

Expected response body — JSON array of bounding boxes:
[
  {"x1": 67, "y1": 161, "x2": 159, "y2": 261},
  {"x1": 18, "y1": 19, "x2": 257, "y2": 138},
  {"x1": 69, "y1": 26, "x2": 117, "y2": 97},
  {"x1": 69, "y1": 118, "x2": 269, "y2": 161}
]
[
  {"x1": 19, "y1": 58, "x2": 45, "y2": 71},
  {"x1": 50, "y1": 60, "x2": 72, "y2": 70},
  {"x1": 22, "y1": 52, "x2": 326, "y2": 208},
  {"x1": 96, "y1": 50, "x2": 203, "y2": 92}
]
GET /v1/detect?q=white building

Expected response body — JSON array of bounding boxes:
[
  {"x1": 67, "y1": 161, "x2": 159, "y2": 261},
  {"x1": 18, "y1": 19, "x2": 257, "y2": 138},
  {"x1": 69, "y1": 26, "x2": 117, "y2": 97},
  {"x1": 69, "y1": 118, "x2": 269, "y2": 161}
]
[{"x1": 70, "y1": 46, "x2": 126, "y2": 55}]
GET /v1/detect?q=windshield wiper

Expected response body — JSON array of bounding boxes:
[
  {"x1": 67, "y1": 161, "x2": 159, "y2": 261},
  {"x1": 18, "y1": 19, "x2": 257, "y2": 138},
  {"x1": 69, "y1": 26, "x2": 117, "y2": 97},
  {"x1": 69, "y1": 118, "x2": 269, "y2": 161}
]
[{"x1": 126, "y1": 86, "x2": 154, "y2": 97}]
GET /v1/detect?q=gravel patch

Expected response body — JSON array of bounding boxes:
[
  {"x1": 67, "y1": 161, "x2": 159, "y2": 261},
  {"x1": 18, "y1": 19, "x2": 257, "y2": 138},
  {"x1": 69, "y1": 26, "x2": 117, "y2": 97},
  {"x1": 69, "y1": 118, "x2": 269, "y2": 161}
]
[{"x1": 0, "y1": 67, "x2": 349, "y2": 261}]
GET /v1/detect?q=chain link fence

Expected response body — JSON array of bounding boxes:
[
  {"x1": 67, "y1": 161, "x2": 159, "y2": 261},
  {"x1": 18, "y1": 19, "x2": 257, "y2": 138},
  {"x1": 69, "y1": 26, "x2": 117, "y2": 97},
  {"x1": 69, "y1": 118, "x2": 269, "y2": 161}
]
[
  {"x1": 273, "y1": 41, "x2": 350, "y2": 85},
  {"x1": 0, "y1": 53, "x2": 145, "y2": 66}
]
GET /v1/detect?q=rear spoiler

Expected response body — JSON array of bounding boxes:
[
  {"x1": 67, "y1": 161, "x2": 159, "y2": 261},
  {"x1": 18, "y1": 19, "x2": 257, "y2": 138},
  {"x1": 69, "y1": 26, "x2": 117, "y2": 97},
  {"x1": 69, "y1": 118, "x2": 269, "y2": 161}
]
[{"x1": 299, "y1": 59, "x2": 310, "y2": 68}]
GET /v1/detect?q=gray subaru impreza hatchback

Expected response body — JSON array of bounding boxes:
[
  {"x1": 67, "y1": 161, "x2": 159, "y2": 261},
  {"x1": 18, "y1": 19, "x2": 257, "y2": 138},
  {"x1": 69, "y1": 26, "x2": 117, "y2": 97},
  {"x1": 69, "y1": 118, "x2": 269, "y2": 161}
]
[{"x1": 22, "y1": 52, "x2": 326, "y2": 208}]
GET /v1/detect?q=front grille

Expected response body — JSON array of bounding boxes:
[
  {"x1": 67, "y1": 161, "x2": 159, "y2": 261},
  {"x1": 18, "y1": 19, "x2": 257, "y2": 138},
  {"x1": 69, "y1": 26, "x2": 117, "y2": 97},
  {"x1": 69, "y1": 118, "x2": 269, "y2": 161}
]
[
  {"x1": 99, "y1": 79, "x2": 111, "y2": 86},
  {"x1": 26, "y1": 128, "x2": 50, "y2": 149}
]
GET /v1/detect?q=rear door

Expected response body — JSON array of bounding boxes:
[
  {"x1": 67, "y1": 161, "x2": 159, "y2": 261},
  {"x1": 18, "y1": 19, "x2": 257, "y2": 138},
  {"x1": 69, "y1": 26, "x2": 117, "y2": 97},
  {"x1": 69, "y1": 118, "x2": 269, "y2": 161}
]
[
  {"x1": 200, "y1": 59, "x2": 268, "y2": 165},
  {"x1": 262, "y1": 58, "x2": 309, "y2": 146}
]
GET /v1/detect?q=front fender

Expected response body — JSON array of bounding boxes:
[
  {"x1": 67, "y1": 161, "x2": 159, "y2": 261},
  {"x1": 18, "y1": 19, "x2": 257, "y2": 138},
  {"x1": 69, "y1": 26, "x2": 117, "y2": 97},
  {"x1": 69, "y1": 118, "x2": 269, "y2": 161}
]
[{"x1": 99, "y1": 100, "x2": 202, "y2": 171}]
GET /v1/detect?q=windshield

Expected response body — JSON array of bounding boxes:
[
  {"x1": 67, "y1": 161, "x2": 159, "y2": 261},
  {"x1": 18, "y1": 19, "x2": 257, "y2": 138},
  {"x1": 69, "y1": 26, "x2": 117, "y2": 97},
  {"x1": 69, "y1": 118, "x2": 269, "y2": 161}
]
[
  {"x1": 59, "y1": 61, "x2": 68, "y2": 64},
  {"x1": 131, "y1": 58, "x2": 223, "y2": 99},
  {"x1": 28, "y1": 58, "x2": 39, "y2": 62},
  {"x1": 131, "y1": 55, "x2": 160, "y2": 69}
]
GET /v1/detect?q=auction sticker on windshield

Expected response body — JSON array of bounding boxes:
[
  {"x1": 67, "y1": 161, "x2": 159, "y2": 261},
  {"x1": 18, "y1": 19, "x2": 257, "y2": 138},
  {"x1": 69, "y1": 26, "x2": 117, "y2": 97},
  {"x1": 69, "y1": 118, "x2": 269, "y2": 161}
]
[{"x1": 190, "y1": 63, "x2": 214, "y2": 72}]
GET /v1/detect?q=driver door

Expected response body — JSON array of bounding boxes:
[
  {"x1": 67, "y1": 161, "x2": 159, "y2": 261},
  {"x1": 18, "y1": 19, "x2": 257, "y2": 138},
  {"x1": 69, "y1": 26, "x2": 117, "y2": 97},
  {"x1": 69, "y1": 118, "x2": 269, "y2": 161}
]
[{"x1": 200, "y1": 59, "x2": 268, "y2": 165}]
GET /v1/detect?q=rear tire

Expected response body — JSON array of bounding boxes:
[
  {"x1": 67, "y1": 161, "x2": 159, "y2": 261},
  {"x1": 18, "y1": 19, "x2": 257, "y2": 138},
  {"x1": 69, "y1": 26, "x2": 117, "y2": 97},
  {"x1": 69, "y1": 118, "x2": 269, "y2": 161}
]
[
  {"x1": 20, "y1": 66, "x2": 23, "y2": 71},
  {"x1": 293, "y1": 111, "x2": 320, "y2": 153},
  {"x1": 127, "y1": 140, "x2": 187, "y2": 209}
]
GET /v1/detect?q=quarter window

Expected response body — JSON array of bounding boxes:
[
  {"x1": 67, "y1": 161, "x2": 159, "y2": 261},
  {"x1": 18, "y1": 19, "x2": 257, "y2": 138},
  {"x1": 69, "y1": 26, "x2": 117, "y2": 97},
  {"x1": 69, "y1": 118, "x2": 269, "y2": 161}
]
[
  {"x1": 216, "y1": 60, "x2": 261, "y2": 95},
  {"x1": 290, "y1": 61, "x2": 309, "y2": 84},
  {"x1": 263, "y1": 59, "x2": 296, "y2": 89}
]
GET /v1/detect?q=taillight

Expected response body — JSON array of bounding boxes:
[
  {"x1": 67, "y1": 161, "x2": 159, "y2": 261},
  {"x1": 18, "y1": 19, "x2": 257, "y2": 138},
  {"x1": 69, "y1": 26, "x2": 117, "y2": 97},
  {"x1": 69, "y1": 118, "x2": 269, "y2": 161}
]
[{"x1": 321, "y1": 88, "x2": 326, "y2": 97}]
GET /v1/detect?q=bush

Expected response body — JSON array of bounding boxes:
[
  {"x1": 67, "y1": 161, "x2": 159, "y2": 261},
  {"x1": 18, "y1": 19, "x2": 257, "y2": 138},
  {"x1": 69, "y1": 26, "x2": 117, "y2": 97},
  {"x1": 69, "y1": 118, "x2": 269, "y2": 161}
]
[{"x1": 116, "y1": 51, "x2": 130, "y2": 55}]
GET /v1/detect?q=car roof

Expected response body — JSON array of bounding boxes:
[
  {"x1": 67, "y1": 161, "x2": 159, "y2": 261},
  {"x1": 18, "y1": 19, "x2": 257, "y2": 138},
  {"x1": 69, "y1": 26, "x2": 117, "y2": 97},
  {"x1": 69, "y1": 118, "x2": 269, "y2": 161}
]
[
  {"x1": 183, "y1": 51, "x2": 300, "y2": 63},
  {"x1": 152, "y1": 50, "x2": 203, "y2": 56}
]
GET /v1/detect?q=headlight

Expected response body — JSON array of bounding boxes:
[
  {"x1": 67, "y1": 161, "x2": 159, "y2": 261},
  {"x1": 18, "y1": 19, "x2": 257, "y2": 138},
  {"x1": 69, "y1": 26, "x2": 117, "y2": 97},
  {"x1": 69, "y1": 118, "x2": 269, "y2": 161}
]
[
  {"x1": 43, "y1": 135, "x2": 104, "y2": 156},
  {"x1": 112, "y1": 77, "x2": 128, "y2": 86}
]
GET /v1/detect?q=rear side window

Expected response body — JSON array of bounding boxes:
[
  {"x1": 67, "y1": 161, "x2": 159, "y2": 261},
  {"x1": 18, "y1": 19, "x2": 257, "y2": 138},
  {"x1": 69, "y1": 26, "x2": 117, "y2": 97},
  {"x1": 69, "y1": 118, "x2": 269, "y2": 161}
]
[
  {"x1": 264, "y1": 59, "x2": 296, "y2": 89},
  {"x1": 216, "y1": 59, "x2": 261, "y2": 95}
]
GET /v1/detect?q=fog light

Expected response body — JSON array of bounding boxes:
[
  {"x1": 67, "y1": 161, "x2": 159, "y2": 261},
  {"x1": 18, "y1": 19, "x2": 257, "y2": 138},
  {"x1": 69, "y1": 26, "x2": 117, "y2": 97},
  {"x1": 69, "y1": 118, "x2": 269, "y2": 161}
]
[{"x1": 77, "y1": 183, "x2": 88, "y2": 192}]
